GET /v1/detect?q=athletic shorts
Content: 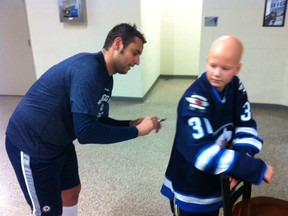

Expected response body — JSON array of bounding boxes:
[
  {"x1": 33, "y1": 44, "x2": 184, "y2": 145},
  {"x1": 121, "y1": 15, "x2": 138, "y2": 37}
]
[{"x1": 5, "y1": 137, "x2": 80, "y2": 216}]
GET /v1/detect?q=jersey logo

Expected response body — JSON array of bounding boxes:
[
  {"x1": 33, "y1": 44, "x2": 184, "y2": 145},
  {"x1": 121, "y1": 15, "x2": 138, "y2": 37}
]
[
  {"x1": 215, "y1": 126, "x2": 233, "y2": 148},
  {"x1": 185, "y1": 95, "x2": 209, "y2": 111}
]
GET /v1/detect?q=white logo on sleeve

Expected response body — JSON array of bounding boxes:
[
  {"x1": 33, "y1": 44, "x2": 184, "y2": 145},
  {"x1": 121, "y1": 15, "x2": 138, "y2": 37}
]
[{"x1": 185, "y1": 95, "x2": 209, "y2": 111}]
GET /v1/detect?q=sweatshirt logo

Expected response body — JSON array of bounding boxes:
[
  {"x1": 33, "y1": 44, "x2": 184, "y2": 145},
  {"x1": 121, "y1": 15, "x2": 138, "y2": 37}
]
[
  {"x1": 97, "y1": 94, "x2": 111, "y2": 117},
  {"x1": 185, "y1": 95, "x2": 209, "y2": 111}
]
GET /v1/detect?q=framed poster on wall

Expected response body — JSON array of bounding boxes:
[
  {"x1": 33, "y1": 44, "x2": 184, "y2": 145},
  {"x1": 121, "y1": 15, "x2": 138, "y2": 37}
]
[{"x1": 263, "y1": 0, "x2": 287, "y2": 26}]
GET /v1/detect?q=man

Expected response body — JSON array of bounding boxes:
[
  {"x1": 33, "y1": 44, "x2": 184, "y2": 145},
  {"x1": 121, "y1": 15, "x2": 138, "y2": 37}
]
[
  {"x1": 160, "y1": 36, "x2": 274, "y2": 216},
  {"x1": 6, "y1": 23, "x2": 161, "y2": 216}
]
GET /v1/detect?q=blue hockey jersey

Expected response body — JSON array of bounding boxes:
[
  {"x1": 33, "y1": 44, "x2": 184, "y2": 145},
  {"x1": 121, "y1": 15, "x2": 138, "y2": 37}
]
[{"x1": 161, "y1": 72, "x2": 267, "y2": 213}]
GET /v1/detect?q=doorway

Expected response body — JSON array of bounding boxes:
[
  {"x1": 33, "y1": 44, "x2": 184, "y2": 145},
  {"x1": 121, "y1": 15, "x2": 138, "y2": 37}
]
[{"x1": 0, "y1": 0, "x2": 36, "y2": 95}]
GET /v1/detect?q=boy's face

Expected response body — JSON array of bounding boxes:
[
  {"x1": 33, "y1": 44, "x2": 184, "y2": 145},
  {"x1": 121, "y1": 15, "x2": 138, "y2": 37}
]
[{"x1": 206, "y1": 51, "x2": 241, "y2": 92}]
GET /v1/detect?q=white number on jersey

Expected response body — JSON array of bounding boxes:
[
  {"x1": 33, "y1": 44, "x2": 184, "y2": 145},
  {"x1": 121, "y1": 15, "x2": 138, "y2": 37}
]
[
  {"x1": 188, "y1": 117, "x2": 204, "y2": 139},
  {"x1": 241, "y1": 102, "x2": 251, "y2": 121}
]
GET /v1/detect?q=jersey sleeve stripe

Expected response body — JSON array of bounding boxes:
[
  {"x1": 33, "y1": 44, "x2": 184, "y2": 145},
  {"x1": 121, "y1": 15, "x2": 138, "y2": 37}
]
[
  {"x1": 235, "y1": 127, "x2": 258, "y2": 136},
  {"x1": 233, "y1": 137, "x2": 263, "y2": 151},
  {"x1": 194, "y1": 145, "x2": 220, "y2": 171},
  {"x1": 214, "y1": 149, "x2": 235, "y2": 174}
]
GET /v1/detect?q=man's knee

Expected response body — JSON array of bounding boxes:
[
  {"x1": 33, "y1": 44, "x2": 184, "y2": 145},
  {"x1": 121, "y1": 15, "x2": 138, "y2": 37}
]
[{"x1": 62, "y1": 184, "x2": 81, "y2": 206}]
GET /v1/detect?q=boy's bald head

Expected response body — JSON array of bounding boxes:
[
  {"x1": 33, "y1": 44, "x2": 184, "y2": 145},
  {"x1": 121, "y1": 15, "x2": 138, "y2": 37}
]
[
  {"x1": 206, "y1": 35, "x2": 244, "y2": 92},
  {"x1": 208, "y1": 35, "x2": 243, "y2": 65}
]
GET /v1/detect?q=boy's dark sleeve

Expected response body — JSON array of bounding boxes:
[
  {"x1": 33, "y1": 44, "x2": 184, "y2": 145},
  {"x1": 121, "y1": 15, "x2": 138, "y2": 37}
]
[
  {"x1": 233, "y1": 80, "x2": 263, "y2": 157},
  {"x1": 227, "y1": 150, "x2": 267, "y2": 185}
]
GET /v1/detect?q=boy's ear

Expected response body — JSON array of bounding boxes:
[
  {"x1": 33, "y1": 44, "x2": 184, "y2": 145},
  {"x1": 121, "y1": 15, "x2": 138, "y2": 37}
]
[{"x1": 235, "y1": 63, "x2": 242, "y2": 75}]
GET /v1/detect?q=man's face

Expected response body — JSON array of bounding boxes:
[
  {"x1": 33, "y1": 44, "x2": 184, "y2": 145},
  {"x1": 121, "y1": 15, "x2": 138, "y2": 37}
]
[
  {"x1": 114, "y1": 37, "x2": 144, "y2": 75},
  {"x1": 206, "y1": 52, "x2": 240, "y2": 92}
]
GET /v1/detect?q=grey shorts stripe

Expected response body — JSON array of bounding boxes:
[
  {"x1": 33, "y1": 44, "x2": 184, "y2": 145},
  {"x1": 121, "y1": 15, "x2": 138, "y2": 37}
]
[{"x1": 20, "y1": 152, "x2": 41, "y2": 215}]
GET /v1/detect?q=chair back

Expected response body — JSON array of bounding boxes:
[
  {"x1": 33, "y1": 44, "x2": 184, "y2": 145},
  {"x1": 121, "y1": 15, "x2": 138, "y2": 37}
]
[
  {"x1": 220, "y1": 173, "x2": 288, "y2": 216},
  {"x1": 220, "y1": 174, "x2": 251, "y2": 216}
]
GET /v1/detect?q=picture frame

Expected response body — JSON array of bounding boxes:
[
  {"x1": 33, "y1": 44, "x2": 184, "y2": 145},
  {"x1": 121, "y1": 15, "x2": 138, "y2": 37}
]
[
  {"x1": 58, "y1": 0, "x2": 86, "y2": 23},
  {"x1": 263, "y1": 0, "x2": 287, "y2": 27},
  {"x1": 204, "y1": 17, "x2": 218, "y2": 27}
]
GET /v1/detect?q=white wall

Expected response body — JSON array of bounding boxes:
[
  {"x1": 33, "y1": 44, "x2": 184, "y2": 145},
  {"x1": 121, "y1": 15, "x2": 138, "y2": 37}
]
[
  {"x1": 160, "y1": 0, "x2": 203, "y2": 76},
  {"x1": 19, "y1": 1, "x2": 288, "y2": 106},
  {"x1": 283, "y1": 56, "x2": 288, "y2": 105},
  {"x1": 200, "y1": 0, "x2": 288, "y2": 106},
  {"x1": 114, "y1": 0, "x2": 162, "y2": 98},
  {"x1": 25, "y1": 0, "x2": 149, "y2": 98},
  {"x1": 0, "y1": 0, "x2": 36, "y2": 95},
  {"x1": 141, "y1": 0, "x2": 161, "y2": 96}
]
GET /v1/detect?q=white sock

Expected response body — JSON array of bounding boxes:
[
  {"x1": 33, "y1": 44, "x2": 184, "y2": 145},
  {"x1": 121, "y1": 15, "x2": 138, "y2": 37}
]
[{"x1": 62, "y1": 204, "x2": 78, "y2": 216}]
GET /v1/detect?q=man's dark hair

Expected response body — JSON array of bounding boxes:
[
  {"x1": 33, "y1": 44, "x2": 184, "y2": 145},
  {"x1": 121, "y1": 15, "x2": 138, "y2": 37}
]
[{"x1": 103, "y1": 23, "x2": 146, "y2": 50}]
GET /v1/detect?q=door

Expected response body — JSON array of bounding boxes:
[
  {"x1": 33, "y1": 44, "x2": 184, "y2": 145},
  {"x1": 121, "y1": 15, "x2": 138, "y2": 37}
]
[{"x1": 0, "y1": 0, "x2": 36, "y2": 95}]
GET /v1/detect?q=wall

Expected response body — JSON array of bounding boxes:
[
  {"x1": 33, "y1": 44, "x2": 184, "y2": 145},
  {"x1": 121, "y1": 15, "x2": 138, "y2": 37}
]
[
  {"x1": 283, "y1": 56, "x2": 288, "y2": 105},
  {"x1": 25, "y1": 0, "x2": 152, "y2": 98},
  {"x1": 160, "y1": 0, "x2": 203, "y2": 76},
  {"x1": 11, "y1": 1, "x2": 288, "y2": 106},
  {"x1": 200, "y1": 0, "x2": 288, "y2": 106},
  {"x1": 0, "y1": 0, "x2": 36, "y2": 95},
  {"x1": 141, "y1": 0, "x2": 161, "y2": 96}
]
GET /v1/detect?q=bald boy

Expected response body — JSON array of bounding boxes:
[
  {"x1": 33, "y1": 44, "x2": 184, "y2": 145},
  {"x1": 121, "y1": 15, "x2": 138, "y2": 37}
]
[{"x1": 161, "y1": 36, "x2": 274, "y2": 216}]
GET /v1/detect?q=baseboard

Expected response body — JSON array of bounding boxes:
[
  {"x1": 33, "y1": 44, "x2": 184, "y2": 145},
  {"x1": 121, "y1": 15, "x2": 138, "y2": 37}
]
[
  {"x1": 159, "y1": 74, "x2": 198, "y2": 80},
  {"x1": 111, "y1": 96, "x2": 144, "y2": 103},
  {"x1": 251, "y1": 103, "x2": 288, "y2": 111}
]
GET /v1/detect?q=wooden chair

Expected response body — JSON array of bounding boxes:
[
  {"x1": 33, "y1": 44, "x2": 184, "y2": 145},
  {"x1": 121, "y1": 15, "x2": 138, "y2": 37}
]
[{"x1": 220, "y1": 173, "x2": 288, "y2": 216}]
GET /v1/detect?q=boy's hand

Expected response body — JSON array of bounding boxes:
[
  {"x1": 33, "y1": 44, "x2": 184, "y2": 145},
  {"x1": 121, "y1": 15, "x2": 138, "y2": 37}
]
[
  {"x1": 229, "y1": 177, "x2": 239, "y2": 190},
  {"x1": 264, "y1": 165, "x2": 274, "y2": 184}
]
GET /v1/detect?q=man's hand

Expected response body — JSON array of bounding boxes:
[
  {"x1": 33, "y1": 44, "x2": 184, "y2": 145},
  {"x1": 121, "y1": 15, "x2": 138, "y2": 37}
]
[
  {"x1": 130, "y1": 118, "x2": 144, "y2": 127},
  {"x1": 135, "y1": 116, "x2": 161, "y2": 136}
]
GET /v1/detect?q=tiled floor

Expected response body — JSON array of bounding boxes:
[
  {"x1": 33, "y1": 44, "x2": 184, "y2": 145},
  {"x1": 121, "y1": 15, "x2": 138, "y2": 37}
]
[{"x1": 1, "y1": 78, "x2": 288, "y2": 216}]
